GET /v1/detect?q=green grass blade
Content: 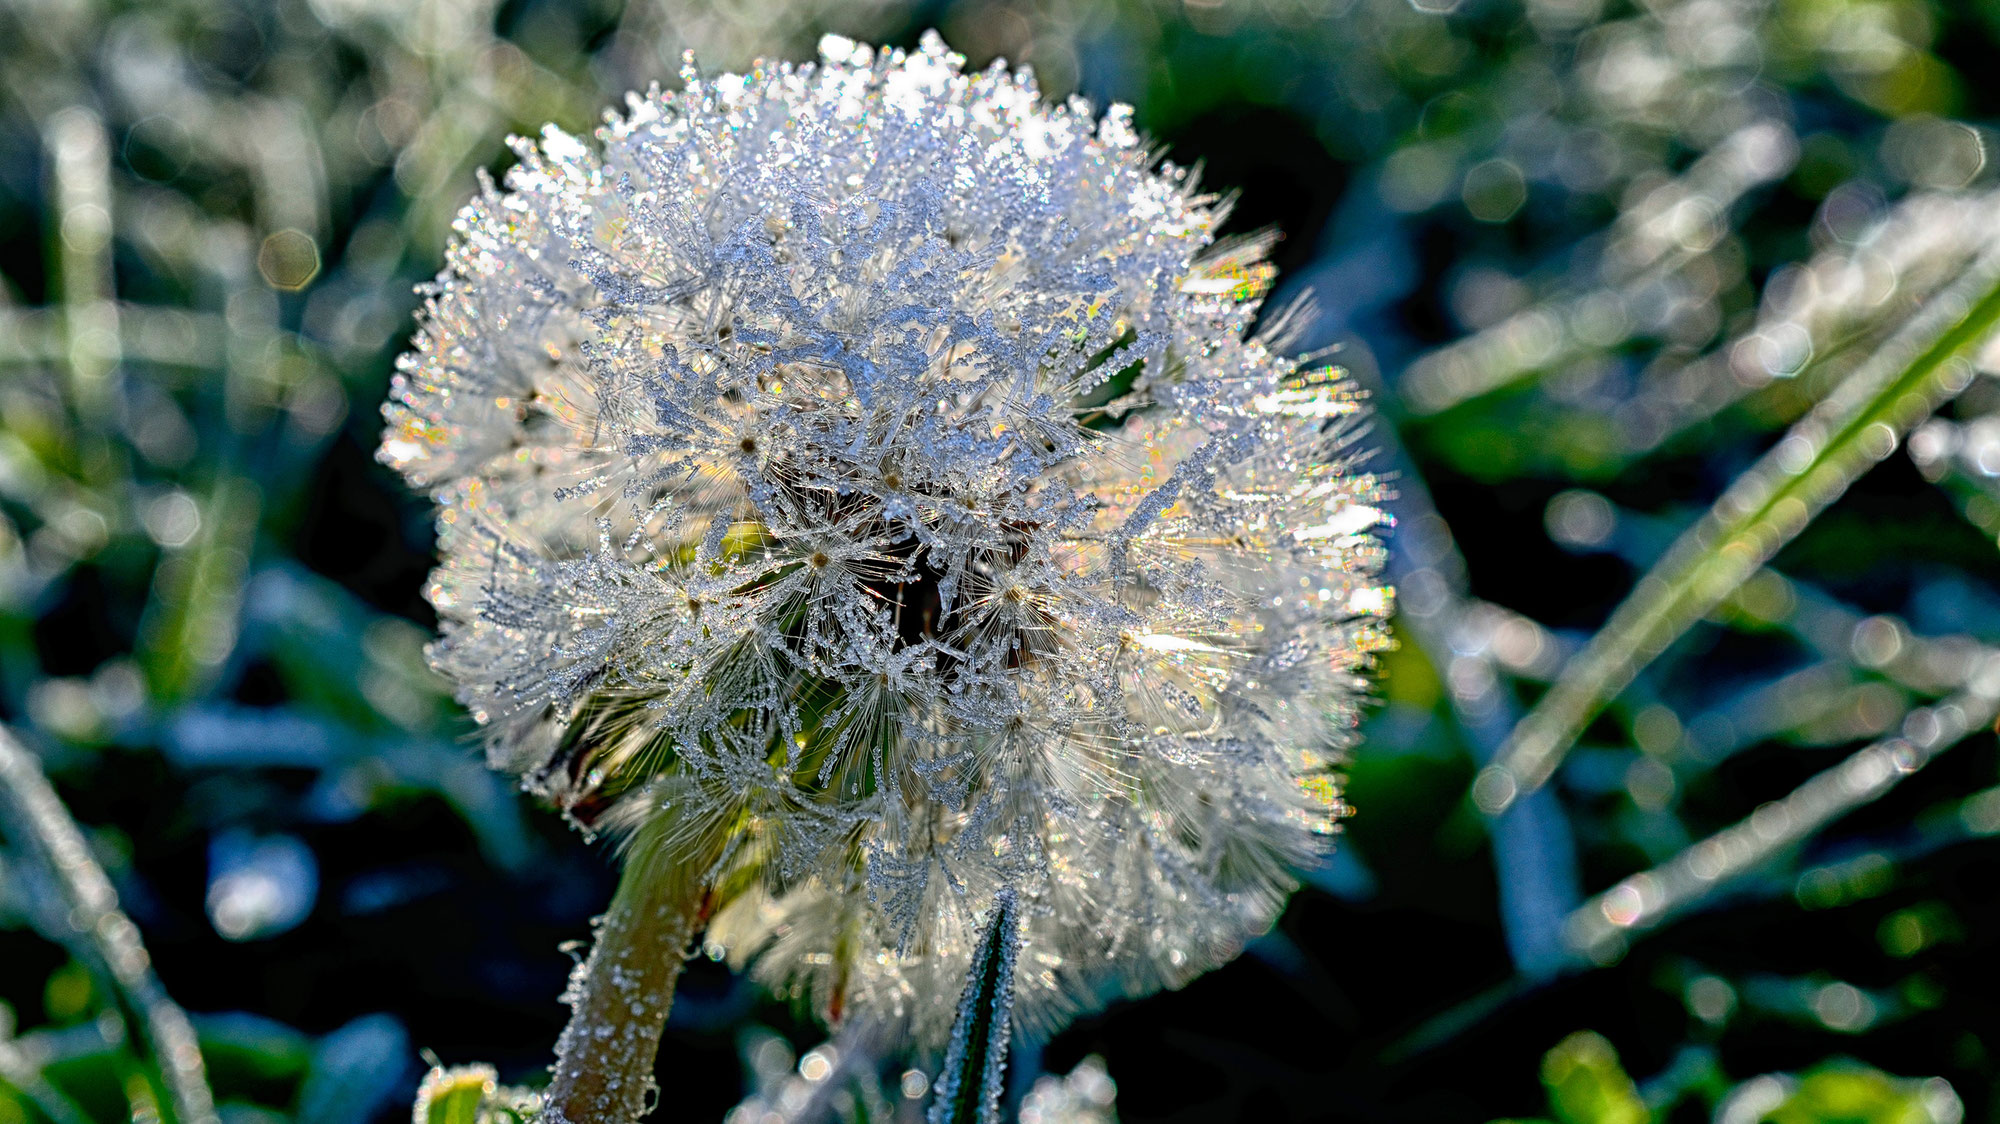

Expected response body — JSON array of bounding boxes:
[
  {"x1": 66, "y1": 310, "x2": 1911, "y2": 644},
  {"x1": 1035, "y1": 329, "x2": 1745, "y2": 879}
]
[
  {"x1": 1481, "y1": 247, "x2": 2000, "y2": 812},
  {"x1": 1562, "y1": 655, "x2": 2000, "y2": 960},
  {"x1": 0, "y1": 726, "x2": 219, "y2": 1124},
  {"x1": 929, "y1": 890, "x2": 1021, "y2": 1124}
]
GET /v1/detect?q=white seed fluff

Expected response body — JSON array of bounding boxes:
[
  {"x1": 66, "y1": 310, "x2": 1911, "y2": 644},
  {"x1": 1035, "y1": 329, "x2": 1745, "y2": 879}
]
[{"x1": 383, "y1": 31, "x2": 1391, "y2": 1043}]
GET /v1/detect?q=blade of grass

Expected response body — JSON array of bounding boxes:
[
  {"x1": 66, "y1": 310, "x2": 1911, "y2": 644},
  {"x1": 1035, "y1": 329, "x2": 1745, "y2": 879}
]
[
  {"x1": 929, "y1": 889, "x2": 1022, "y2": 1124},
  {"x1": 0, "y1": 726, "x2": 219, "y2": 1124},
  {"x1": 44, "y1": 106, "x2": 119, "y2": 424},
  {"x1": 138, "y1": 476, "x2": 261, "y2": 702},
  {"x1": 1480, "y1": 246, "x2": 2000, "y2": 812},
  {"x1": 1562, "y1": 652, "x2": 2000, "y2": 960},
  {"x1": 1392, "y1": 544, "x2": 1582, "y2": 977},
  {"x1": 1401, "y1": 122, "x2": 1795, "y2": 417},
  {"x1": 0, "y1": 1037, "x2": 94, "y2": 1124},
  {"x1": 1356, "y1": 354, "x2": 1584, "y2": 977}
]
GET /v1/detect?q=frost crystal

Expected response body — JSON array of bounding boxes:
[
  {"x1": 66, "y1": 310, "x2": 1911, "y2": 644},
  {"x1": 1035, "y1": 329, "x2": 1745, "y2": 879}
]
[{"x1": 383, "y1": 31, "x2": 1391, "y2": 1043}]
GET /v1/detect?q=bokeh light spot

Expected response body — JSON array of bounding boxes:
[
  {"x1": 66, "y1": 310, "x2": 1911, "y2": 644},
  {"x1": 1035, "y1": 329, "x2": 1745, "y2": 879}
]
[{"x1": 258, "y1": 228, "x2": 321, "y2": 290}]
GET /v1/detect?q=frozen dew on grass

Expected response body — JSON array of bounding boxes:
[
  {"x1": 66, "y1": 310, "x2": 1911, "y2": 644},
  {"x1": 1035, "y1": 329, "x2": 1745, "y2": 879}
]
[
  {"x1": 384, "y1": 29, "x2": 1392, "y2": 1045},
  {"x1": 926, "y1": 889, "x2": 1019, "y2": 1124}
]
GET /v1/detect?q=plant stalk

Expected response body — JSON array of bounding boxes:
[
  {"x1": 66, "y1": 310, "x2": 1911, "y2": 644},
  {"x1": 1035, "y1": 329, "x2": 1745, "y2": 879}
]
[{"x1": 545, "y1": 843, "x2": 714, "y2": 1124}]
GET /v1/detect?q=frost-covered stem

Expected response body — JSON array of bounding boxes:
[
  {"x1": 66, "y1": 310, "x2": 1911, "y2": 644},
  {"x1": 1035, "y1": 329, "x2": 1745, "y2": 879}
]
[
  {"x1": 0, "y1": 725, "x2": 218, "y2": 1124},
  {"x1": 546, "y1": 845, "x2": 713, "y2": 1124}
]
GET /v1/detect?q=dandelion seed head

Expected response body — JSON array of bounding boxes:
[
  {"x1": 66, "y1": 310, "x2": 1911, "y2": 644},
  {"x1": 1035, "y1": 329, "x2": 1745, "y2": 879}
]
[{"x1": 383, "y1": 30, "x2": 1390, "y2": 1043}]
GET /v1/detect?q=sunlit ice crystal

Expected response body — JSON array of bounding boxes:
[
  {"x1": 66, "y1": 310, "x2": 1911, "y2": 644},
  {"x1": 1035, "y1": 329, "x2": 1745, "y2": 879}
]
[{"x1": 382, "y1": 30, "x2": 1393, "y2": 1045}]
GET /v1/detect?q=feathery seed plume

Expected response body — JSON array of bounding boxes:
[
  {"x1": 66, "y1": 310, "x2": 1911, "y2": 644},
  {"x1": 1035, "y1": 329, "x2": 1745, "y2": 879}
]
[{"x1": 383, "y1": 30, "x2": 1391, "y2": 1044}]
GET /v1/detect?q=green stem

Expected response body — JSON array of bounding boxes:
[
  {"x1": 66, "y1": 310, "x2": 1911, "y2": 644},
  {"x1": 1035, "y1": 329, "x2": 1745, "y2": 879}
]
[{"x1": 545, "y1": 849, "x2": 713, "y2": 1124}]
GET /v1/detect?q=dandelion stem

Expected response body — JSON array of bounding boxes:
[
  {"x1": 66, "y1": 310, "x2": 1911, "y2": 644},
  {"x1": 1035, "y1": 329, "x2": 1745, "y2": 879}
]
[{"x1": 546, "y1": 839, "x2": 714, "y2": 1124}]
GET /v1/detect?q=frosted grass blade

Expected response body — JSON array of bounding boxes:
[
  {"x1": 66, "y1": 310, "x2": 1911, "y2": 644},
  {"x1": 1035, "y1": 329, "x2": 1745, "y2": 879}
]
[
  {"x1": 1563, "y1": 652, "x2": 2000, "y2": 959},
  {"x1": 930, "y1": 890, "x2": 1021, "y2": 1124},
  {"x1": 0, "y1": 726, "x2": 219, "y2": 1124},
  {"x1": 1481, "y1": 246, "x2": 2000, "y2": 812}
]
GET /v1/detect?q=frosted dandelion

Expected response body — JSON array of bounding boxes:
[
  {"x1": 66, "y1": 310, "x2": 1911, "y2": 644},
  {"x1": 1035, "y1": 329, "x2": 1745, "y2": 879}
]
[{"x1": 383, "y1": 31, "x2": 1390, "y2": 1121}]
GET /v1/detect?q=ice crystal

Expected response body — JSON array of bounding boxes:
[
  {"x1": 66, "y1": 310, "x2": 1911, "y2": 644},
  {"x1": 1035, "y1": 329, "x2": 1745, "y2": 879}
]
[{"x1": 383, "y1": 31, "x2": 1391, "y2": 1043}]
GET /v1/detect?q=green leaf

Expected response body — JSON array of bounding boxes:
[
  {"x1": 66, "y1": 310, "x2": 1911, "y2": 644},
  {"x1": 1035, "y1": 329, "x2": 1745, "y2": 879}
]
[
  {"x1": 1755, "y1": 1063, "x2": 1959, "y2": 1124},
  {"x1": 928, "y1": 890, "x2": 1021, "y2": 1124},
  {"x1": 294, "y1": 1015, "x2": 408, "y2": 1124},
  {"x1": 190, "y1": 1012, "x2": 315, "y2": 1094},
  {"x1": 413, "y1": 1066, "x2": 494, "y2": 1124},
  {"x1": 1541, "y1": 1032, "x2": 1649, "y2": 1124},
  {"x1": 42, "y1": 962, "x2": 94, "y2": 1025}
]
